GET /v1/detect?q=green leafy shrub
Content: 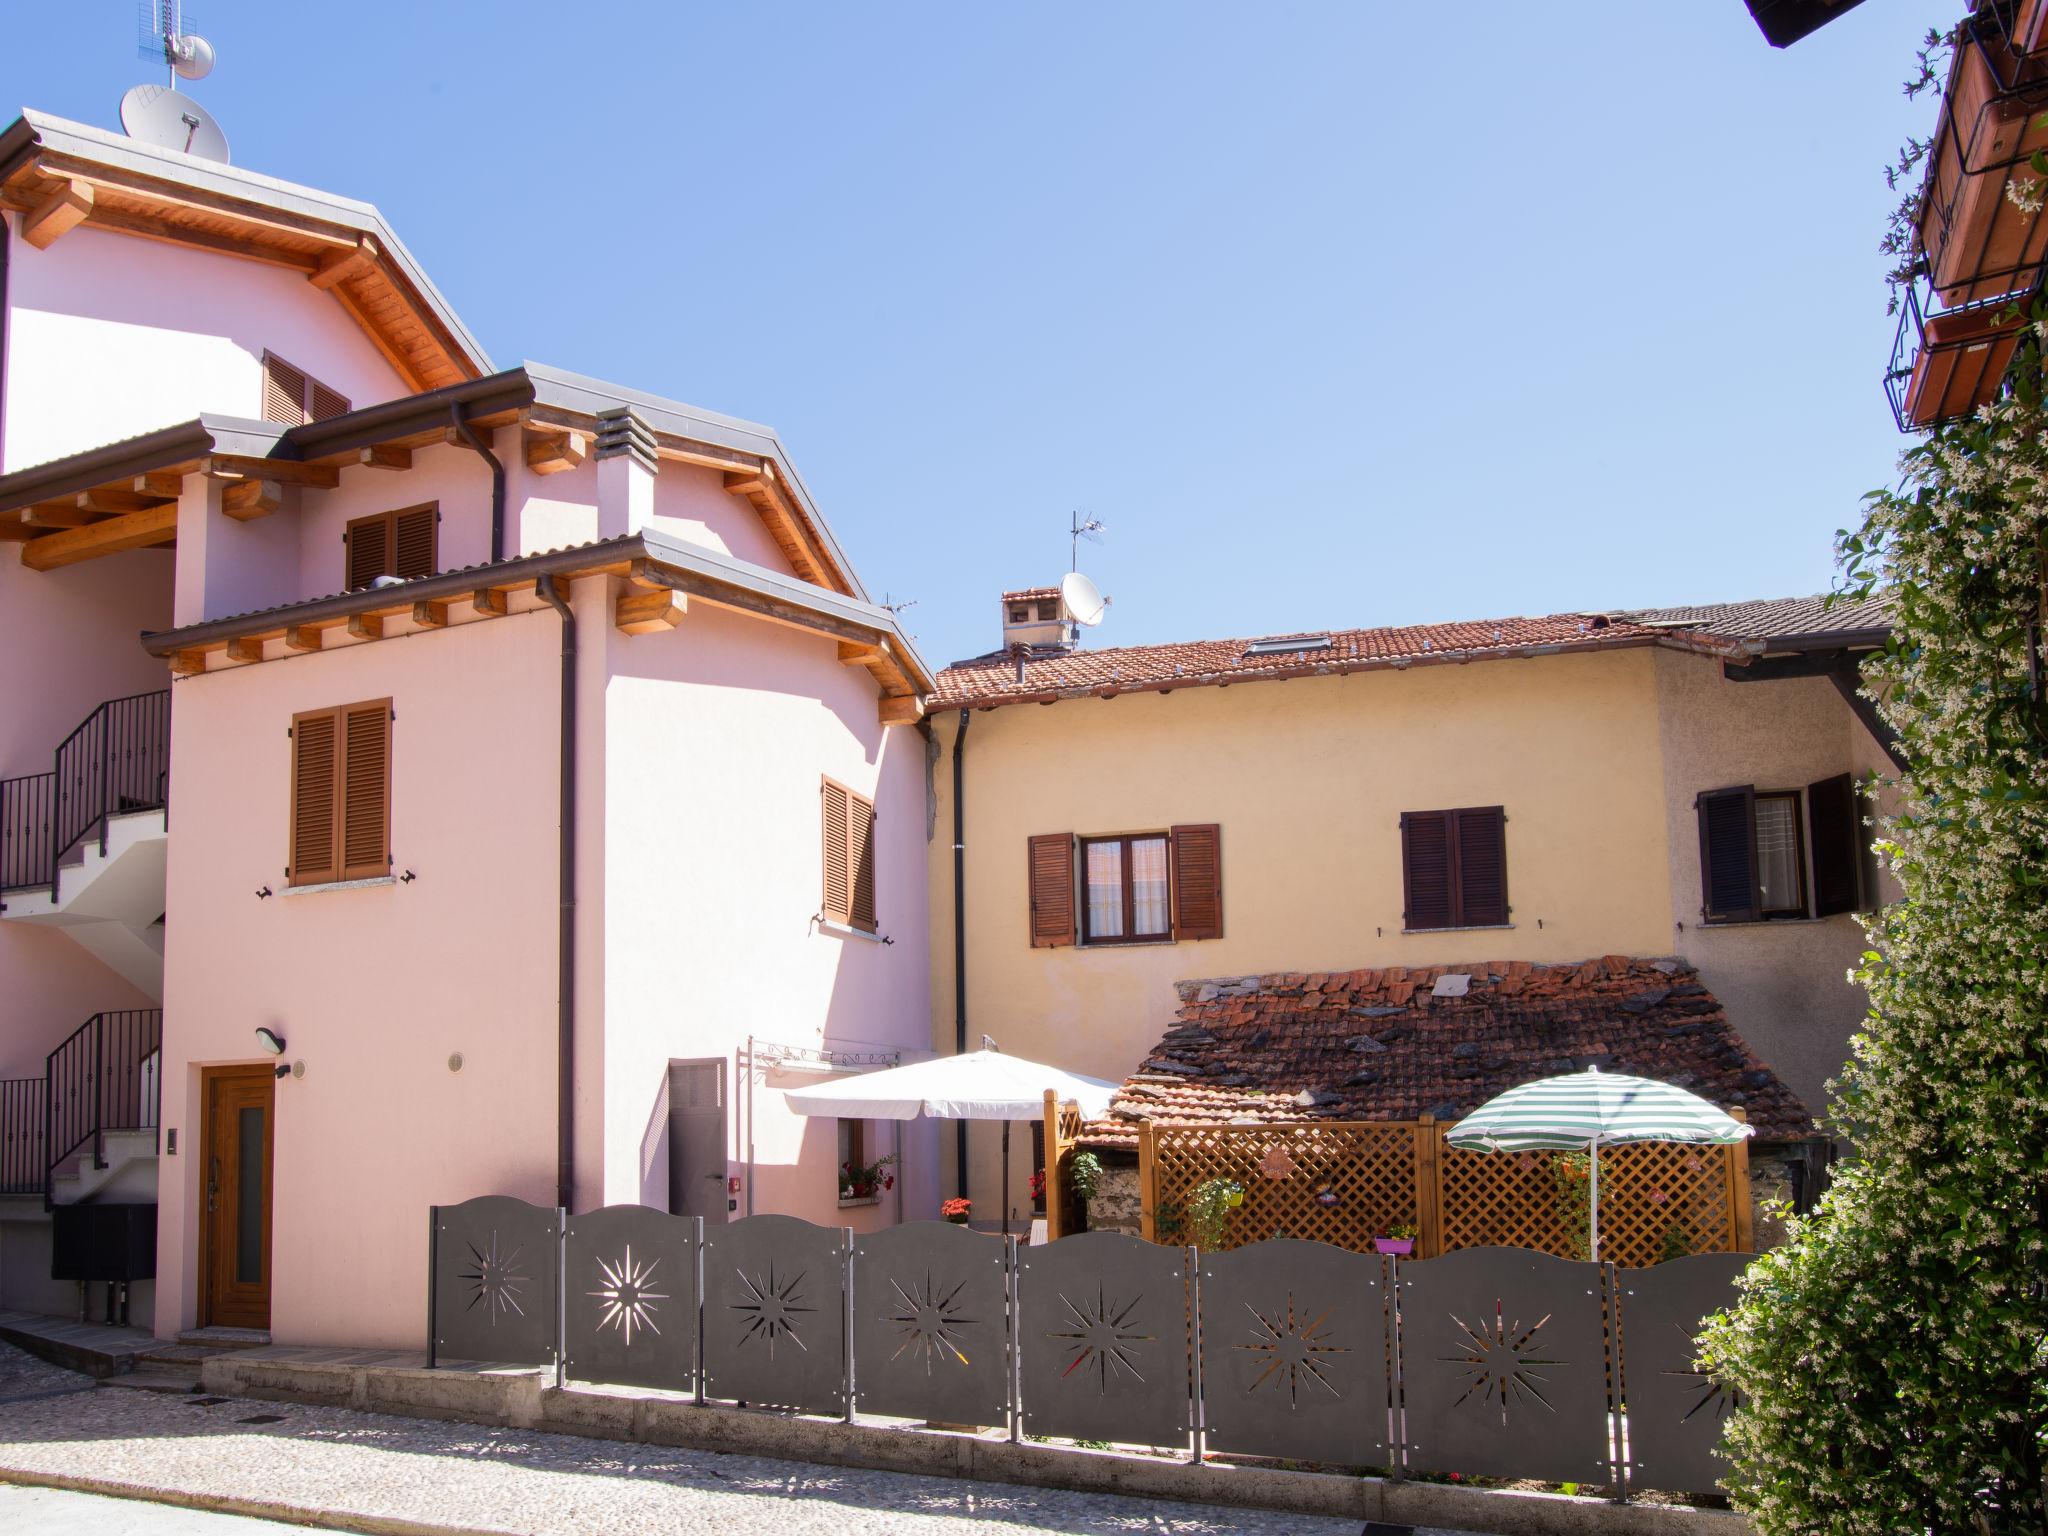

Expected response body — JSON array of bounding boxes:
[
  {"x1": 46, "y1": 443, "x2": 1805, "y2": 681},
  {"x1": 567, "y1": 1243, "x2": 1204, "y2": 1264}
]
[{"x1": 1067, "y1": 1150, "x2": 1104, "y2": 1201}]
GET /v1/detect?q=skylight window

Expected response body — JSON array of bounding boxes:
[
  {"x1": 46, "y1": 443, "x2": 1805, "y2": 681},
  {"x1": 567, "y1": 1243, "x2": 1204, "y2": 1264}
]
[{"x1": 1244, "y1": 635, "x2": 1332, "y2": 657}]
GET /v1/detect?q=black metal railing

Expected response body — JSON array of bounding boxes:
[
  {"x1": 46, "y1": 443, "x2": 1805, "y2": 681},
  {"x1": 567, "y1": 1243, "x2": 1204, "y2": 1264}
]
[
  {"x1": 45, "y1": 1009, "x2": 162, "y2": 1199},
  {"x1": 0, "y1": 1077, "x2": 45, "y2": 1196},
  {"x1": 0, "y1": 772, "x2": 56, "y2": 893},
  {"x1": 50, "y1": 690, "x2": 172, "y2": 894}
]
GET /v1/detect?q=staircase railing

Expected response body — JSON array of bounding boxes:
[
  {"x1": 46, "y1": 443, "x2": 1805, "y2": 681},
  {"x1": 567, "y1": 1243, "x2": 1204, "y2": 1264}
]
[
  {"x1": 0, "y1": 771, "x2": 56, "y2": 893},
  {"x1": 50, "y1": 690, "x2": 172, "y2": 898},
  {"x1": 45, "y1": 1008, "x2": 163, "y2": 1203},
  {"x1": 0, "y1": 1077, "x2": 45, "y2": 1196}
]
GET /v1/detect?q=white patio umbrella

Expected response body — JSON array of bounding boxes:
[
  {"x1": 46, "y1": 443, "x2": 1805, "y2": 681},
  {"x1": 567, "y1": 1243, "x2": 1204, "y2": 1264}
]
[
  {"x1": 1445, "y1": 1067, "x2": 1754, "y2": 1261},
  {"x1": 783, "y1": 1041, "x2": 1119, "y2": 1235}
]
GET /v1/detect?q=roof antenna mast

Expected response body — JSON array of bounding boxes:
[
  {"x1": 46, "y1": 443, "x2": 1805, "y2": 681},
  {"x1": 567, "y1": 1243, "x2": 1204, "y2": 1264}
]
[
  {"x1": 1070, "y1": 509, "x2": 1105, "y2": 575},
  {"x1": 121, "y1": 3, "x2": 229, "y2": 163}
]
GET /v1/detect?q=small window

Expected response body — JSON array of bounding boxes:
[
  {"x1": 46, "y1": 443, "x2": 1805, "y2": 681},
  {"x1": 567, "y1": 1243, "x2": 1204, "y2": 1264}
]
[
  {"x1": 289, "y1": 700, "x2": 391, "y2": 887},
  {"x1": 1031, "y1": 825, "x2": 1222, "y2": 948},
  {"x1": 1244, "y1": 634, "x2": 1332, "y2": 657},
  {"x1": 821, "y1": 778, "x2": 877, "y2": 932},
  {"x1": 1400, "y1": 806, "x2": 1508, "y2": 931},
  {"x1": 1697, "y1": 777, "x2": 1866, "y2": 924},
  {"x1": 1037, "y1": 601, "x2": 1059, "y2": 621},
  {"x1": 262, "y1": 351, "x2": 350, "y2": 426},
  {"x1": 837, "y1": 1118, "x2": 883, "y2": 1202},
  {"x1": 1753, "y1": 792, "x2": 1806, "y2": 915},
  {"x1": 345, "y1": 504, "x2": 438, "y2": 590},
  {"x1": 1009, "y1": 604, "x2": 1032, "y2": 623},
  {"x1": 1081, "y1": 833, "x2": 1171, "y2": 943}
]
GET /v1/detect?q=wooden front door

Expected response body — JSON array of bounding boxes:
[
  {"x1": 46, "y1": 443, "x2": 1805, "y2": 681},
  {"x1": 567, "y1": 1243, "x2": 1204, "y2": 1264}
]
[{"x1": 201, "y1": 1065, "x2": 274, "y2": 1330}]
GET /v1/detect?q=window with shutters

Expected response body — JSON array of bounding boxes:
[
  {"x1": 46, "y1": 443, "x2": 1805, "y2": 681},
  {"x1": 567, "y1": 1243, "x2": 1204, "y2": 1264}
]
[
  {"x1": 261, "y1": 352, "x2": 350, "y2": 426},
  {"x1": 345, "y1": 504, "x2": 438, "y2": 590},
  {"x1": 1400, "y1": 806, "x2": 1509, "y2": 931},
  {"x1": 1033, "y1": 825, "x2": 1223, "y2": 948},
  {"x1": 820, "y1": 777, "x2": 878, "y2": 933},
  {"x1": 289, "y1": 700, "x2": 392, "y2": 887},
  {"x1": 1696, "y1": 775, "x2": 1867, "y2": 924}
]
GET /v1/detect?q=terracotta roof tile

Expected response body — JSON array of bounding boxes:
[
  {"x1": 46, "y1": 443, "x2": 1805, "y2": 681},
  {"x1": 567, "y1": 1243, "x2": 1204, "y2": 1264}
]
[
  {"x1": 1002, "y1": 586, "x2": 1062, "y2": 604},
  {"x1": 936, "y1": 612, "x2": 1742, "y2": 710},
  {"x1": 1078, "y1": 956, "x2": 1814, "y2": 1151},
  {"x1": 1615, "y1": 593, "x2": 1893, "y2": 642}
]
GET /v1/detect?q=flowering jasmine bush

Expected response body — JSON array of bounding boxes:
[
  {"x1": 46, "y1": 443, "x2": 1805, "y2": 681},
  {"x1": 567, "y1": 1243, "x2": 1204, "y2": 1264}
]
[{"x1": 1698, "y1": 322, "x2": 2048, "y2": 1533}]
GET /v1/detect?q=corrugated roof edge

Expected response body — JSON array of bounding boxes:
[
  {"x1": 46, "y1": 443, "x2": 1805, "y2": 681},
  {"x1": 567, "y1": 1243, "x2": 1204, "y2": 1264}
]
[
  {"x1": 3, "y1": 109, "x2": 493, "y2": 378},
  {"x1": 0, "y1": 414, "x2": 288, "y2": 511},
  {"x1": 524, "y1": 362, "x2": 871, "y2": 606}
]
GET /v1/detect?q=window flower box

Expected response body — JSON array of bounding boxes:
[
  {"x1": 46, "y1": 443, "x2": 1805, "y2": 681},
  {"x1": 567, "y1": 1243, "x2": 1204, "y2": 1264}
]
[{"x1": 1889, "y1": 287, "x2": 2025, "y2": 430}]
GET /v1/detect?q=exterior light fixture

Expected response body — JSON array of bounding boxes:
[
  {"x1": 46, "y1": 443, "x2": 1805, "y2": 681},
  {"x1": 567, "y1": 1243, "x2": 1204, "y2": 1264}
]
[{"x1": 255, "y1": 1027, "x2": 286, "y2": 1055}]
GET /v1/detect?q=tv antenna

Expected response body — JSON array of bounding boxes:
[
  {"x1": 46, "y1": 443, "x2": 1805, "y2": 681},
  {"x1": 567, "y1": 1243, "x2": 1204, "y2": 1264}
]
[
  {"x1": 121, "y1": 4, "x2": 228, "y2": 163},
  {"x1": 1070, "y1": 511, "x2": 1105, "y2": 573}
]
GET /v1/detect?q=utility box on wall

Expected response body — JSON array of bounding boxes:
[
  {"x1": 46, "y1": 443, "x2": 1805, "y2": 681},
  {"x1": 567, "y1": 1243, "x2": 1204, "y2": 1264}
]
[{"x1": 51, "y1": 1203, "x2": 157, "y2": 1282}]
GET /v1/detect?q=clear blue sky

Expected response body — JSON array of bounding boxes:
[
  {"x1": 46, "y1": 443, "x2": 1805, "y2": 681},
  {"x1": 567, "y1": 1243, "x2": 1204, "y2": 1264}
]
[{"x1": 12, "y1": 1, "x2": 1946, "y2": 668}]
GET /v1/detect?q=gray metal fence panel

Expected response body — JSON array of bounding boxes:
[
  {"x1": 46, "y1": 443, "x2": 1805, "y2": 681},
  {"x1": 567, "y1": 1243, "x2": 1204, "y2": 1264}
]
[
  {"x1": 1198, "y1": 1238, "x2": 1390, "y2": 1467},
  {"x1": 1017, "y1": 1230, "x2": 1190, "y2": 1449},
  {"x1": 431, "y1": 1196, "x2": 560, "y2": 1368},
  {"x1": 1398, "y1": 1246, "x2": 1612, "y2": 1485},
  {"x1": 563, "y1": 1205, "x2": 700, "y2": 1392},
  {"x1": 1616, "y1": 1253, "x2": 1751, "y2": 1495},
  {"x1": 701, "y1": 1214, "x2": 848, "y2": 1414},
  {"x1": 852, "y1": 1221, "x2": 1010, "y2": 1426}
]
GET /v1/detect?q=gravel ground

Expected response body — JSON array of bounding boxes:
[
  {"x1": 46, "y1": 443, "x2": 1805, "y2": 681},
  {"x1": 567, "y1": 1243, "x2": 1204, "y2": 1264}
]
[{"x1": 0, "y1": 1344, "x2": 1455, "y2": 1536}]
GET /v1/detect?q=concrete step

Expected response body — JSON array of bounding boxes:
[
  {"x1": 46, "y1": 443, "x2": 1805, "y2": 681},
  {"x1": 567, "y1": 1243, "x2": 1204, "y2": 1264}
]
[
  {"x1": 0, "y1": 1310, "x2": 153, "y2": 1379},
  {"x1": 104, "y1": 1363, "x2": 202, "y2": 1395},
  {"x1": 176, "y1": 1327, "x2": 270, "y2": 1351}
]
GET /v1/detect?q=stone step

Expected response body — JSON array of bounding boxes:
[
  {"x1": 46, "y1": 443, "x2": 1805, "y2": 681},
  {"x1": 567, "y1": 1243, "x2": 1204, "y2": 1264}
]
[
  {"x1": 175, "y1": 1326, "x2": 270, "y2": 1351},
  {"x1": 105, "y1": 1364, "x2": 201, "y2": 1395}
]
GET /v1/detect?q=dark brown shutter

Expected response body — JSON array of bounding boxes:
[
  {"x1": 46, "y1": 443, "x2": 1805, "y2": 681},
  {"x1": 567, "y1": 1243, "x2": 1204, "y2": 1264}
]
[
  {"x1": 1400, "y1": 810, "x2": 1454, "y2": 930},
  {"x1": 339, "y1": 702, "x2": 391, "y2": 880},
  {"x1": 1696, "y1": 785, "x2": 1760, "y2": 922},
  {"x1": 848, "y1": 792, "x2": 877, "y2": 933},
  {"x1": 308, "y1": 380, "x2": 351, "y2": 422},
  {"x1": 1027, "y1": 833, "x2": 1076, "y2": 948},
  {"x1": 1168, "y1": 823, "x2": 1223, "y2": 940},
  {"x1": 393, "y1": 505, "x2": 437, "y2": 580},
  {"x1": 1807, "y1": 772, "x2": 1861, "y2": 917},
  {"x1": 1454, "y1": 807, "x2": 1508, "y2": 927},
  {"x1": 821, "y1": 780, "x2": 851, "y2": 924},
  {"x1": 289, "y1": 709, "x2": 339, "y2": 886},
  {"x1": 346, "y1": 517, "x2": 389, "y2": 590},
  {"x1": 262, "y1": 355, "x2": 309, "y2": 425}
]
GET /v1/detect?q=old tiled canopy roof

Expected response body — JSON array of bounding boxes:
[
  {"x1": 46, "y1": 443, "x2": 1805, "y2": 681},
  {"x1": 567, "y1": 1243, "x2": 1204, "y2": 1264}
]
[
  {"x1": 1003, "y1": 586, "x2": 1062, "y2": 604},
  {"x1": 1612, "y1": 592, "x2": 1894, "y2": 643},
  {"x1": 936, "y1": 612, "x2": 1744, "y2": 710},
  {"x1": 1078, "y1": 956, "x2": 1814, "y2": 1151}
]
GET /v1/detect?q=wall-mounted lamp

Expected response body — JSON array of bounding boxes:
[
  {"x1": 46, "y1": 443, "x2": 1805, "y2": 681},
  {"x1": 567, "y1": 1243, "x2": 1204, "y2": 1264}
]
[{"x1": 255, "y1": 1027, "x2": 287, "y2": 1056}]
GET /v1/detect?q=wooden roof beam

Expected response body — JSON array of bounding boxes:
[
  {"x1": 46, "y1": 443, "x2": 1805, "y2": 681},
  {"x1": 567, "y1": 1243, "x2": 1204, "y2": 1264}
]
[
  {"x1": 203, "y1": 456, "x2": 339, "y2": 488},
  {"x1": 723, "y1": 467, "x2": 826, "y2": 588},
  {"x1": 616, "y1": 587, "x2": 686, "y2": 635},
  {"x1": 220, "y1": 480, "x2": 282, "y2": 521},
  {"x1": 134, "y1": 471, "x2": 186, "y2": 498},
  {"x1": 21, "y1": 502, "x2": 178, "y2": 570},
  {"x1": 310, "y1": 237, "x2": 381, "y2": 292},
  {"x1": 878, "y1": 694, "x2": 927, "y2": 727},
  {"x1": 21, "y1": 177, "x2": 92, "y2": 250},
  {"x1": 24, "y1": 503, "x2": 103, "y2": 529},
  {"x1": 358, "y1": 444, "x2": 412, "y2": 471},
  {"x1": 525, "y1": 427, "x2": 589, "y2": 476}
]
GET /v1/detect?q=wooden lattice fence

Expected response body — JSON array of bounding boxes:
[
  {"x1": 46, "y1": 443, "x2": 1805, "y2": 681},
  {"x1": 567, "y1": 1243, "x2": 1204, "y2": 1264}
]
[
  {"x1": 1131, "y1": 1113, "x2": 1753, "y2": 1267},
  {"x1": 1040, "y1": 1091, "x2": 1085, "y2": 1239}
]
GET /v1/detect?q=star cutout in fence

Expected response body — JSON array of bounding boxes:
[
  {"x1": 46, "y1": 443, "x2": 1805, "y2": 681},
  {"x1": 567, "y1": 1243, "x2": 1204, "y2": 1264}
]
[
  {"x1": 1234, "y1": 1291, "x2": 1348, "y2": 1407},
  {"x1": 1442, "y1": 1301, "x2": 1562, "y2": 1423},
  {"x1": 885, "y1": 1271, "x2": 980, "y2": 1373},
  {"x1": 1049, "y1": 1284, "x2": 1154, "y2": 1392},
  {"x1": 730, "y1": 1263, "x2": 815, "y2": 1359},
  {"x1": 458, "y1": 1231, "x2": 531, "y2": 1325},
  {"x1": 588, "y1": 1244, "x2": 668, "y2": 1347}
]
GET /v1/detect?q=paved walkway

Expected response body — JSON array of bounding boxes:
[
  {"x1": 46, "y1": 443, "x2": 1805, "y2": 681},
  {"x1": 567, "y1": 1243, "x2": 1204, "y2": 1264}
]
[
  {"x1": 0, "y1": 1484, "x2": 307, "y2": 1532},
  {"x1": 0, "y1": 1343, "x2": 1469, "y2": 1536}
]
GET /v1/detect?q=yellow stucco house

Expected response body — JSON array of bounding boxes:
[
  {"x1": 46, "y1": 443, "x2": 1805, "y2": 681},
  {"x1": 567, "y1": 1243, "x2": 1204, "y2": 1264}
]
[{"x1": 925, "y1": 589, "x2": 1897, "y2": 1226}]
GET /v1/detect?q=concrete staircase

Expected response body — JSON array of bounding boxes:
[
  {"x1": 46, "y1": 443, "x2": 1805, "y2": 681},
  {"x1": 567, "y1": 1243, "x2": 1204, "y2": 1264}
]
[
  {"x1": 48, "y1": 1127, "x2": 158, "y2": 1205},
  {"x1": 0, "y1": 807, "x2": 168, "y2": 1000}
]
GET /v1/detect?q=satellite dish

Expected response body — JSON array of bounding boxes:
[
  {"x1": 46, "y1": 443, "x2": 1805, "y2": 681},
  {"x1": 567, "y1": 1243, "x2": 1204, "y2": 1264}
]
[
  {"x1": 119, "y1": 84, "x2": 230, "y2": 163},
  {"x1": 1060, "y1": 570, "x2": 1108, "y2": 628},
  {"x1": 171, "y1": 33, "x2": 215, "y2": 81}
]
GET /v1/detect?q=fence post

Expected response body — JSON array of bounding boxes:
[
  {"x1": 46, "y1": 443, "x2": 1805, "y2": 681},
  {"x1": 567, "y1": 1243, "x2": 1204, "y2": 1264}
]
[
  {"x1": 1138, "y1": 1119, "x2": 1157, "y2": 1243},
  {"x1": 1414, "y1": 1114, "x2": 1441, "y2": 1259},
  {"x1": 1727, "y1": 1108, "x2": 1754, "y2": 1252},
  {"x1": 1042, "y1": 1089, "x2": 1062, "y2": 1240},
  {"x1": 426, "y1": 1206, "x2": 440, "y2": 1369}
]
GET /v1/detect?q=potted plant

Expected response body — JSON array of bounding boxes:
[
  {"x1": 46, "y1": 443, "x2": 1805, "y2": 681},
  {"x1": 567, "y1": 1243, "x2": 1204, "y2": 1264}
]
[
  {"x1": 1373, "y1": 1222, "x2": 1418, "y2": 1257},
  {"x1": 839, "y1": 1152, "x2": 896, "y2": 1204},
  {"x1": 941, "y1": 1197, "x2": 972, "y2": 1225},
  {"x1": 1185, "y1": 1178, "x2": 1245, "y2": 1251}
]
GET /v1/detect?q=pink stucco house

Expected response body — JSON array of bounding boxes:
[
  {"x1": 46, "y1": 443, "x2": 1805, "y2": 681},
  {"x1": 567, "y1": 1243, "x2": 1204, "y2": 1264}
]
[{"x1": 0, "y1": 110, "x2": 936, "y2": 1346}]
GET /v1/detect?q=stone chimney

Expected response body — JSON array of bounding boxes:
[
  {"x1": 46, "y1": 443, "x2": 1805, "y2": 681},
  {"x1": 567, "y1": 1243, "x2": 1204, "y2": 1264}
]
[{"x1": 1000, "y1": 586, "x2": 1069, "y2": 652}]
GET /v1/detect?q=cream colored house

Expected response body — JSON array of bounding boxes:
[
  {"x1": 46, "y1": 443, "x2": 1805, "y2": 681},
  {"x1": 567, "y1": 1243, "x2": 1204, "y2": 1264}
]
[{"x1": 926, "y1": 590, "x2": 1896, "y2": 1225}]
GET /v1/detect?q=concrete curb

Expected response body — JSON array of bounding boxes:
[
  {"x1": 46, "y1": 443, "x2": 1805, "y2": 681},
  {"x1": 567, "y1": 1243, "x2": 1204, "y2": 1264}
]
[
  {"x1": 0, "y1": 1467, "x2": 502, "y2": 1536},
  {"x1": 201, "y1": 1353, "x2": 1752, "y2": 1536}
]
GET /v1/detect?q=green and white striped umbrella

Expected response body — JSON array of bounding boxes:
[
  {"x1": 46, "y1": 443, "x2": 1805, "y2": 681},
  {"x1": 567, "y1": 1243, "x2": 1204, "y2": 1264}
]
[
  {"x1": 1446, "y1": 1067, "x2": 1752, "y2": 1260},
  {"x1": 1446, "y1": 1067, "x2": 1754, "y2": 1153}
]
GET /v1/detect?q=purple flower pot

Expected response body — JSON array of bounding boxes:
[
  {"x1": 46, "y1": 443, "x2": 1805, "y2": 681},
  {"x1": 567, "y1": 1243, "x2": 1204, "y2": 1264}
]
[{"x1": 1373, "y1": 1237, "x2": 1415, "y2": 1256}]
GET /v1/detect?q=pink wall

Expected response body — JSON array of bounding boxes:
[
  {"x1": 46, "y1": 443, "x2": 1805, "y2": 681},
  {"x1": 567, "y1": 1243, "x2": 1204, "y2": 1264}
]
[
  {"x1": 3, "y1": 218, "x2": 409, "y2": 471},
  {"x1": 295, "y1": 443, "x2": 493, "y2": 603},
  {"x1": 599, "y1": 599, "x2": 935, "y2": 1232},
  {"x1": 647, "y1": 464, "x2": 794, "y2": 571},
  {"x1": 157, "y1": 613, "x2": 560, "y2": 1347}
]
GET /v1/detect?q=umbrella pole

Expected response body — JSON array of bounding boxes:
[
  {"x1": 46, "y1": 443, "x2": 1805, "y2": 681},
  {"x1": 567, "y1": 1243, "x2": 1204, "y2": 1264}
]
[
  {"x1": 1001, "y1": 1120, "x2": 1011, "y2": 1237},
  {"x1": 1588, "y1": 1136, "x2": 1601, "y2": 1264}
]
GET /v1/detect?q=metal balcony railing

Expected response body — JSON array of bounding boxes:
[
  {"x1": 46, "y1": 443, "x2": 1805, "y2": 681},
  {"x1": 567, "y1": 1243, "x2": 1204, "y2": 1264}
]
[
  {"x1": 45, "y1": 1009, "x2": 163, "y2": 1203},
  {"x1": 0, "y1": 1077, "x2": 45, "y2": 1197},
  {"x1": 0, "y1": 690, "x2": 170, "y2": 898}
]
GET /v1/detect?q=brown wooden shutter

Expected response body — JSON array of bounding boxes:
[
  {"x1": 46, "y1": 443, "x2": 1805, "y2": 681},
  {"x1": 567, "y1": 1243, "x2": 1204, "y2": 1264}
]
[
  {"x1": 821, "y1": 779, "x2": 851, "y2": 924},
  {"x1": 1696, "y1": 785, "x2": 1760, "y2": 922},
  {"x1": 346, "y1": 517, "x2": 389, "y2": 590},
  {"x1": 289, "y1": 709, "x2": 339, "y2": 886},
  {"x1": 1027, "y1": 833, "x2": 1076, "y2": 948},
  {"x1": 262, "y1": 355, "x2": 310, "y2": 426},
  {"x1": 1168, "y1": 823, "x2": 1223, "y2": 940},
  {"x1": 1453, "y1": 806, "x2": 1508, "y2": 927},
  {"x1": 339, "y1": 702, "x2": 391, "y2": 880},
  {"x1": 1806, "y1": 772, "x2": 1861, "y2": 917},
  {"x1": 848, "y1": 792, "x2": 877, "y2": 933},
  {"x1": 1400, "y1": 810, "x2": 1454, "y2": 930},
  {"x1": 393, "y1": 505, "x2": 437, "y2": 580},
  {"x1": 308, "y1": 380, "x2": 351, "y2": 422}
]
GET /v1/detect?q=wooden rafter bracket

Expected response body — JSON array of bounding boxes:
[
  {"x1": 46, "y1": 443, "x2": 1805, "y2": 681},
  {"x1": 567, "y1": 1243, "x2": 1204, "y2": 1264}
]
[
  {"x1": 21, "y1": 502, "x2": 178, "y2": 570},
  {"x1": 615, "y1": 586, "x2": 686, "y2": 635},
  {"x1": 133, "y1": 471, "x2": 186, "y2": 498},
  {"x1": 358, "y1": 444, "x2": 412, "y2": 471},
  {"x1": 310, "y1": 237, "x2": 381, "y2": 292},
  {"x1": 22, "y1": 176, "x2": 93, "y2": 250},
  {"x1": 524, "y1": 426, "x2": 590, "y2": 476},
  {"x1": 203, "y1": 456, "x2": 340, "y2": 489},
  {"x1": 722, "y1": 465, "x2": 828, "y2": 588},
  {"x1": 220, "y1": 480, "x2": 282, "y2": 521}
]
